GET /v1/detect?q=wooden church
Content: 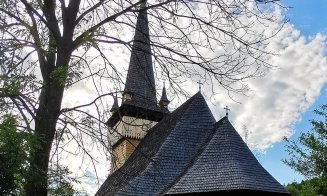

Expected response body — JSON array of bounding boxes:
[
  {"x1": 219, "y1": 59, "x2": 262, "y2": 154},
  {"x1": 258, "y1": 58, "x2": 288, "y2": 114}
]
[{"x1": 96, "y1": 3, "x2": 289, "y2": 196}]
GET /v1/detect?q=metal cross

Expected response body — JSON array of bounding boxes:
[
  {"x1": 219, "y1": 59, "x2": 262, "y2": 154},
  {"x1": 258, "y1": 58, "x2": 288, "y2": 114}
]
[
  {"x1": 197, "y1": 80, "x2": 202, "y2": 92},
  {"x1": 224, "y1": 106, "x2": 230, "y2": 117}
]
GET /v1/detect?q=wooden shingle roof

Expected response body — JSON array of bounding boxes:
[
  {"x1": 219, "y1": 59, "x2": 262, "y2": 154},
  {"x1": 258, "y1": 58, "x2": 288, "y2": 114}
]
[
  {"x1": 167, "y1": 117, "x2": 288, "y2": 195},
  {"x1": 97, "y1": 93, "x2": 289, "y2": 195},
  {"x1": 97, "y1": 92, "x2": 215, "y2": 195},
  {"x1": 106, "y1": 8, "x2": 167, "y2": 128},
  {"x1": 123, "y1": 8, "x2": 159, "y2": 111}
]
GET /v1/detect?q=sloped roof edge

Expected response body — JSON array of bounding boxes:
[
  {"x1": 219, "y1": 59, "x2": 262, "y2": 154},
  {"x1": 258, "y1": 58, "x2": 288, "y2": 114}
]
[
  {"x1": 167, "y1": 118, "x2": 289, "y2": 195},
  {"x1": 96, "y1": 92, "x2": 211, "y2": 196}
]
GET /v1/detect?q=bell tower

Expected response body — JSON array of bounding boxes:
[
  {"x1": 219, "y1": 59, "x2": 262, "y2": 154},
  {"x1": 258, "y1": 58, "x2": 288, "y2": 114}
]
[{"x1": 106, "y1": 1, "x2": 169, "y2": 173}]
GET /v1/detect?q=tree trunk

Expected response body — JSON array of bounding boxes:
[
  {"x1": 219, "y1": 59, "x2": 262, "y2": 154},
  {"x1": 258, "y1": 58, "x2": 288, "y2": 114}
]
[
  {"x1": 25, "y1": 84, "x2": 64, "y2": 195},
  {"x1": 25, "y1": 54, "x2": 70, "y2": 195}
]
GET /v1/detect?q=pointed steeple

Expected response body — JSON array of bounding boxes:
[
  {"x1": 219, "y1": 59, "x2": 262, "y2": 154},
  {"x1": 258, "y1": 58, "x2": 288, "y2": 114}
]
[
  {"x1": 110, "y1": 92, "x2": 119, "y2": 112},
  {"x1": 123, "y1": 1, "x2": 158, "y2": 110},
  {"x1": 106, "y1": 2, "x2": 168, "y2": 129},
  {"x1": 159, "y1": 82, "x2": 170, "y2": 109}
]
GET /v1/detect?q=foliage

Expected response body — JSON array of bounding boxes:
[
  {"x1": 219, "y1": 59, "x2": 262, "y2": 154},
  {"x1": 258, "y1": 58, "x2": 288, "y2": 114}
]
[
  {"x1": 286, "y1": 178, "x2": 327, "y2": 196},
  {"x1": 0, "y1": 115, "x2": 84, "y2": 195},
  {"x1": 0, "y1": 114, "x2": 36, "y2": 195},
  {"x1": 48, "y1": 164, "x2": 89, "y2": 196},
  {"x1": 284, "y1": 104, "x2": 327, "y2": 195}
]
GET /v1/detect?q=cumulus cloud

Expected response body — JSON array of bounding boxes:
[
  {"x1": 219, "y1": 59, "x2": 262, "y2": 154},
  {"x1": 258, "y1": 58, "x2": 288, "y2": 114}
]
[{"x1": 207, "y1": 26, "x2": 327, "y2": 151}]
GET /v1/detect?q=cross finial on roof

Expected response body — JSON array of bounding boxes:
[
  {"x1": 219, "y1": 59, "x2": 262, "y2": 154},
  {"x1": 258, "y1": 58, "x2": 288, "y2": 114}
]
[
  {"x1": 197, "y1": 80, "x2": 202, "y2": 92},
  {"x1": 224, "y1": 105, "x2": 230, "y2": 117}
]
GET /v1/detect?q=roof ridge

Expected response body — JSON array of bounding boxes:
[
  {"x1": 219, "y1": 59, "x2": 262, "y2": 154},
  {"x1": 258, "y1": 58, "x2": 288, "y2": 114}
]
[
  {"x1": 96, "y1": 92, "x2": 209, "y2": 196},
  {"x1": 163, "y1": 117, "x2": 226, "y2": 195},
  {"x1": 123, "y1": 92, "x2": 207, "y2": 169},
  {"x1": 153, "y1": 92, "x2": 202, "y2": 121},
  {"x1": 116, "y1": 92, "x2": 215, "y2": 195},
  {"x1": 167, "y1": 116, "x2": 288, "y2": 194}
]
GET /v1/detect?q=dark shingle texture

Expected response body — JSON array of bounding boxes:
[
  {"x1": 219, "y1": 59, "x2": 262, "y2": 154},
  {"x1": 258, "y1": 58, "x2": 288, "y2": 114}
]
[
  {"x1": 96, "y1": 92, "x2": 214, "y2": 196},
  {"x1": 167, "y1": 117, "x2": 288, "y2": 195},
  {"x1": 107, "y1": 9, "x2": 166, "y2": 128},
  {"x1": 124, "y1": 9, "x2": 159, "y2": 111},
  {"x1": 116, "y1": 93, "x2": 215, "y2": 195},
  {"x1": 98, "y1": 93, "x2": 288, "y2": 196}
]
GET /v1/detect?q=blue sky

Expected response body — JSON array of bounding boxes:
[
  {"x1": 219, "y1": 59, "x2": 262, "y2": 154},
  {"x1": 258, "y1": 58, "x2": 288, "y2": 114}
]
[
  {"x1": 283, "y1": 0, "x2": 327, "y2": 37},
  {"x1": 261, "y1": 0, "x2": 327, "y2": 185},
  {"x1": 263, "y1": 89, "x2": 327, "y2": 185}
]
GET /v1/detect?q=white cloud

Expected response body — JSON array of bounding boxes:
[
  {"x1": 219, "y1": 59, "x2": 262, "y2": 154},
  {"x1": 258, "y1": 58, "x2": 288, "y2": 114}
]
[{"x1": 208, "y1": 26, "x2": 327, "y2": 151}]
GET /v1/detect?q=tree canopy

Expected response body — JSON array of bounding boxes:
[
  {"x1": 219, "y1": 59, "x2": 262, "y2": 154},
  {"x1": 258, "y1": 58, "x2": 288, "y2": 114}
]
[
  {"x1": 286, "y1": 178, "x2": 327, "y2": 196},
  {"x1": 284, "y1": 104, "x2": 327, "y2": 195},
  {"x1": 0, "y1": 115, "x2": 33, "y2": 195}
]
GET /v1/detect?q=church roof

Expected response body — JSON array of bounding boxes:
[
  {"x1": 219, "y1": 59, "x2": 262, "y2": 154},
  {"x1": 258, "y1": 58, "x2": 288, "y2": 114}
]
[
  {"x1": 97, "y1": 92, "x2": 215, "y2": 196},
  {"x1": 96, "y1": 93, "x2": 289, "y2": 196},
  {"x1": 167, "y1": 118, "x2": 287, "y2": 195},
  {"x1": 123, "y1": 6, "x2": 159, "y2": 111}
]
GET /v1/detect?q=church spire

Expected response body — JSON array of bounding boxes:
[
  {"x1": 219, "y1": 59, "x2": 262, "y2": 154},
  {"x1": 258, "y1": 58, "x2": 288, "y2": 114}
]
[
  {"x1": 106, "y1": 1, "x2": 168, "y2": 129},
  {"x1": 123, "y1": 1, "x2": 158, "y2": 109},
  {"x1": 110, "y1": 92, "x2": 119, "y2": 113},
  {"x1": 107, "y1": 0, "x2": 168, "y2": 173},
  {"x1": 159, "y1": 82, "x2": 170, "y2": 109}
]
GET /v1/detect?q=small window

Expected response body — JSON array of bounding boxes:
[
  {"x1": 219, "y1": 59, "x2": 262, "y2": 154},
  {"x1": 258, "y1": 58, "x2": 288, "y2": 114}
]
[{"x1": 123, "y1": 93, "x2": 132, "y2": 102}]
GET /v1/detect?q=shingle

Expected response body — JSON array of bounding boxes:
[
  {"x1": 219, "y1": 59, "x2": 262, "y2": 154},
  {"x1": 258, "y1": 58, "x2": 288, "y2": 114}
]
[
  {"x1": 166, "y1": 117, "x2": 288, "y2": 195},
  {"x1": 97, "y1": 94, "x2": 289, "y2": 196},
  {"x1": 116, "y1": 93, "x2": 215, "y2": 195},
  {"x1": 96, "y1": 92, "x2": 213, "y2": 196},
  {"x1": 106, "y1": 9, "x2": 167, "y2": 128},
  {"x1": 123, "y1": 8, "x2": 159, "y2": 111}
]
